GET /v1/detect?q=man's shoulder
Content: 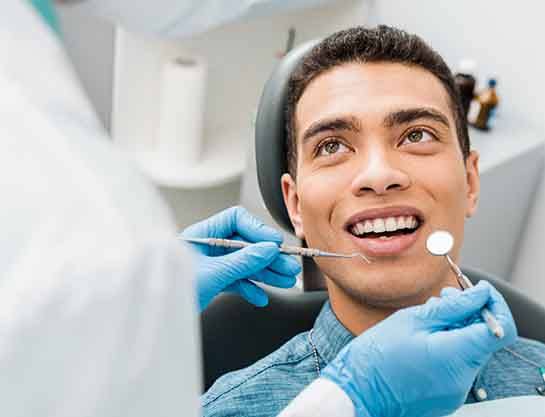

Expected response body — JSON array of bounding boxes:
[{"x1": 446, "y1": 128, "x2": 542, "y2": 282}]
[
  {"x1": 480, "y1": 337, "x2": 545, "y2": 399},
  {"x1": 202, "y1": 331, "x2": 318, "y2": 417}
]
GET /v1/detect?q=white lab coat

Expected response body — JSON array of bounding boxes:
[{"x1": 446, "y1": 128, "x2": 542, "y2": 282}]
[{"x1": 0, "y1": 2, "x2": 200, "y2": 416}]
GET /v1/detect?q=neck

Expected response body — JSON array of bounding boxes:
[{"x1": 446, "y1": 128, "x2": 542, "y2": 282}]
[{"x1": 326, "y1": 268, "x2": 460, "y2": 335}]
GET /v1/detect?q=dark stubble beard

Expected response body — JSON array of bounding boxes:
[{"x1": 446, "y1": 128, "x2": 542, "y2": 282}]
[{"x1": 325, "y1": 269, "x2": 448, "y2": 310}]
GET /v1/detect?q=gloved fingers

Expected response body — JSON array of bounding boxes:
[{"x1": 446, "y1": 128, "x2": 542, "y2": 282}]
[
  {"x1": 219, "y1": 234, "x2": 300, "y2": 278},
  {"x1": 230, "y1": 234, "x2": 301, "y2": 276},
  {"x1": 226, "y1": 280, "x2": 269, "y2": 307},
  {"x1": 230, "y1": 206, "x2": 283, "y2": 244},
  {"x1": 268, "y1": 253, "x2": 302, "y2": 276},
  {"x1": 180, "y1": 206, "x2": 282, "y2": 258},
  {"x1": 439, "y1": 282, "x2": 517, "y2": 341},
  {"x1": 480, "y1": 282, "x2": 518, "y2": 342},
  {"x1": 416, "y1": 281, "x2": 492, "y2": 328},
  {"x1": 182, "y1": 206, "x2": 282, "y2": 242},
  {"x1": 209, "y1": 242, "x2": 280, "y2": 286},
  {"x1": 440, "y1": 286, "x2": 462, "y2": 297},
  {"x1": 440, "y1": 286, "x2": 480, "y2": 329},
  {"x1": 252, "y1": 268, "x2": 297, "y2": 289},
  {"x1": 444, "y1": 319, "x2": 515, "y2": 360}
]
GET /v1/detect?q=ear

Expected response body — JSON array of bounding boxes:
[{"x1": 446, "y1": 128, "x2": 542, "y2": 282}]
[
  {"x1": 281, "y1": 173, "x2": 305, "y2": 239},
  {"x1": 464, "y1": 150, "x2": 480, "y2": 218}
]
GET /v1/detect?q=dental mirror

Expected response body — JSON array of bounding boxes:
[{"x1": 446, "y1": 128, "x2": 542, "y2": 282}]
[{"x1": 426, "y1": 230, "x2": 454, "y2": 256}]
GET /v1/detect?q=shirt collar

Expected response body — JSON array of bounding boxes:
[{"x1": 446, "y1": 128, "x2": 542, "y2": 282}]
[{"x1": 311, "y1": 301, "x2": 354, "y2": 364}]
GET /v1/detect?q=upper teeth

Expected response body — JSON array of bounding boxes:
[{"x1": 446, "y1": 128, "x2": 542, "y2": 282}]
[{"x1": 350, "y1": 216, "x2": 419, "y2": 236}]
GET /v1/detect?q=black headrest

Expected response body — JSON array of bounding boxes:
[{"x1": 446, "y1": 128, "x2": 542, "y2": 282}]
[{"x1": 255, "y1": 40, "x2": 320, "y2": 233}]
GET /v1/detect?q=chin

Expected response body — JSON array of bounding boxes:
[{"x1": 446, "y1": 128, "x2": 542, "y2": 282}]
[{"x1": 329, "y1": 273, "x2": 436, "y2": 309}]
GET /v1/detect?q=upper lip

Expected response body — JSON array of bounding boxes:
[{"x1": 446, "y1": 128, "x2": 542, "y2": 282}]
[{"x1": 344, "y1": 205, "x2": 425, "y2": 230}]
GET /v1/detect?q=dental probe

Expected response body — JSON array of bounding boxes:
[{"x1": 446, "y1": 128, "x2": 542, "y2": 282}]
[
  {"x1": 181, "y1": 237, "x2": 371, "y2": 263},
  {"x1": 426, "y1": 230, "x2": 504, "y2": 339}
]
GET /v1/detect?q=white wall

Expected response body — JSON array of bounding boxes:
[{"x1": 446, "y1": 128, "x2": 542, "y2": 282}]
[{"x1": 366, "y1": 0, "x2": 545, "y2": 299}]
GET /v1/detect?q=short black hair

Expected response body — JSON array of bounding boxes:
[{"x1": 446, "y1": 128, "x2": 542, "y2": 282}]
[{"x1": 285, "y1": 25, "x2": 470, "y2": 176}]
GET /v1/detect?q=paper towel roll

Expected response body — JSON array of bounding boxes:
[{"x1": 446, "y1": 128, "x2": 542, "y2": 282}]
[{"x1": 156, "y1": 56, "x2": 207, "y2": 166}]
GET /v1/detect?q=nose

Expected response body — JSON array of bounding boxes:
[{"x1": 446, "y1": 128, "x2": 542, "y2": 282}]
[{"x1": 351, "y1": 146, "x2": 411, "y2": 196}]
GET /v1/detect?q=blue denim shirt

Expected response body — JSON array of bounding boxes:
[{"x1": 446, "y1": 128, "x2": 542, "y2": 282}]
[{"x1": 202, "y1": 301, "x2": 545, "y2": 417}]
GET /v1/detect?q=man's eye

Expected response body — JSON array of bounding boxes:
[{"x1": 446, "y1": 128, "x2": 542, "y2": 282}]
[
  {"x1": 316, "y1": 139, "x2": 350, "y2": 157},
  {"x1": 400, "y1": 129, "x2": 436, "y2": 145}
]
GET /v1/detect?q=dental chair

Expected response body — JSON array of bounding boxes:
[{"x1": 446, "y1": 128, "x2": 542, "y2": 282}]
[{"x1": 200, "y1": 41, "x2": 545, "y2": 391}]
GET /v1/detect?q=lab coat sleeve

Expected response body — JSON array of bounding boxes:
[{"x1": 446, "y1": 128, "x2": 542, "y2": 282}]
[
  {"x1": 277, "y1": 378, "x2": 356, "y2": 417},
  {"x1": 0, "y1": 237, "x2": 202, "y2": 417},
  {"x1": 1, "y1": 4, "x2": 202, "y2": 415}
]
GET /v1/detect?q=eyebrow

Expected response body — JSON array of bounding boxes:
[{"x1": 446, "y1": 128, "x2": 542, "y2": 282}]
[
  {"x1": 382, "y1": 107, "x2": 450, "y2": 129},
  {"x1": 301, "y1": 116, "x2": 361, "y2": 143}
]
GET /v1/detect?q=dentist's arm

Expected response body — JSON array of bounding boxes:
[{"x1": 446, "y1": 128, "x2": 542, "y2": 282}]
[
  {"x1": 278, "y1": 282, "x2": 517, "y2": 417},
  {"x1": 181, "y1": 206, "x2": 301, "y2": 312}
]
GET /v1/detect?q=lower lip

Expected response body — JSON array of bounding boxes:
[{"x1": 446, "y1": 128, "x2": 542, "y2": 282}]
[{"x1": 347, "y1": 225, "x2": 422, "y2": 257}]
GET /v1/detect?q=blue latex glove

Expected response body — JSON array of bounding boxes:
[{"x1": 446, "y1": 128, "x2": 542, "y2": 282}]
[
  {"x1": 322, "y1": 281, "x2": 517, "y2": 417},
  {"x1": 181, "y1": 206, "x2": 301, "y2": 312}
]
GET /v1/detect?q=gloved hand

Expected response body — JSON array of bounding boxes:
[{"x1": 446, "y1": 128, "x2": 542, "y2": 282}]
[
  {"x1": 321, "y1": 281, "x2": 517, "y2": 417},
  {"x1": 181, "y1": 206, "x2": 301, "y2": 312}
]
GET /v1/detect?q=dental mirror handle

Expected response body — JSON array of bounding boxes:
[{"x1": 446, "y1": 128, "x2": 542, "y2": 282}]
[
  {"x1": 446, "y1": 255, "x2": 504, "y2": 338},
  {"x1": 459, "y1": 271, "x2": 505, "y2": 339}
]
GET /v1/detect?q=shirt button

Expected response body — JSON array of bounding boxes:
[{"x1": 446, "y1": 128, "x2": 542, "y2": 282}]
[{"x1": 476, "y1": 388, "x2": 488, "y2": 401}]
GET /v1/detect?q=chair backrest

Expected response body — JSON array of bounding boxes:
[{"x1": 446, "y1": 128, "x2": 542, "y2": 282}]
[
  {"x1": 254, "y1": 40, "x2": 318, "y2": 233},
  {"x1": 200, "y1": 266, "x2": 545, "y2": 391}
]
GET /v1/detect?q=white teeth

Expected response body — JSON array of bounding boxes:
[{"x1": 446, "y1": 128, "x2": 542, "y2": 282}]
[
  {"x1": 373, "y1": 218, "x2": 386, "y2": 233},
  {"x1": 350, "y1": 215, "x2": 420, "y2": 236},
  {"x1": 355, "y1": 222, "x2": 365, "y2": 235},
  {"x1": 385, "y1": 217, "x2": 397, "y2": 232}
]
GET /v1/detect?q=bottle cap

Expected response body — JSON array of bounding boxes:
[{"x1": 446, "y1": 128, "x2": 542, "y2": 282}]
[
  {"x1": 488, "y1": 78, "x2": 497, "y2": 88},
  {"x1": 458, "y1": 59, "x2": 476, "y2": 74}
]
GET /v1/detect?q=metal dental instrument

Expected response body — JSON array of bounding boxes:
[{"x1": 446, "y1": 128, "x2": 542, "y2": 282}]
[
  {"x1": 181, "y1": 237, "x2": 371, "y2": 263},
  {"x1": 426, "y1": 230, "x2": 505, "y2": 339}
]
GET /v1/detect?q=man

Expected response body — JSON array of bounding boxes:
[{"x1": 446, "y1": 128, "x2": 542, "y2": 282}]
[{"x1": 202, "y1": 25, "x2": 545, "y2": 416}]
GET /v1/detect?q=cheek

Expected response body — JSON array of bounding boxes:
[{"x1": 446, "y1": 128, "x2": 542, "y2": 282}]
[
  {"x1": 297, "y1": 168, "x2": 350, "y2": 241},
  {"x1": 415, "y1": 154, "x2": 468, "y2": 228}
]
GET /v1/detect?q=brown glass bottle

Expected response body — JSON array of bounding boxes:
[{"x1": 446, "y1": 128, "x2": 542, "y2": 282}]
[{"x1": 469, "y1": 79, "x2": 499, "y2": 130}]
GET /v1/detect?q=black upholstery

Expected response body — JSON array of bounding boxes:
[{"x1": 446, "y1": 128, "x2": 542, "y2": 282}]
[
  {"x1": 255, "y1": 40, "x2": 319, "y2": 233},
  {"x1": 201, "y1": 267, "x2": 545, "y2": 391}
]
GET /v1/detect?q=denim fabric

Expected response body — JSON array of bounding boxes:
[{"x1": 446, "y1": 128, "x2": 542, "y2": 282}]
[{"x1": 202, "y1": 301, "x2": 545, "y2": 417}]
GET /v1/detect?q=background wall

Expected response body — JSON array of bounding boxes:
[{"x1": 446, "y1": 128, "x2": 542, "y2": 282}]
[{"x1": 365, "y1": 0, "x2": 545, "y2": 301}]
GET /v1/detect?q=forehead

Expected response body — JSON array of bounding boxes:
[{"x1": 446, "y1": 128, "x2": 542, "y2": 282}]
[{"x1": 295, "y1": 62, "x2": 454, "y2": 135}]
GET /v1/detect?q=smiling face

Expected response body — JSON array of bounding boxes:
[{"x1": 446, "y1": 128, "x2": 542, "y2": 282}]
[{"x1": 282, "y1": 62, "x2": 480, "y2": 314}]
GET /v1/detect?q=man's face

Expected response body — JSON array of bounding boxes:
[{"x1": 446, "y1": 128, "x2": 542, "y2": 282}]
[{"x1": 282, "y1": 62, "x2": 480, "y2": 308}]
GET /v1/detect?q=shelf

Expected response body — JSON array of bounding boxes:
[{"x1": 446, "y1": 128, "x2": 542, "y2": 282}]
[
  {"x1": 469, "y1": 117, "x2": 544, "y2": 172},
  {"x1": 128, "y1": 128, "x2": 249, "y2": 189}
]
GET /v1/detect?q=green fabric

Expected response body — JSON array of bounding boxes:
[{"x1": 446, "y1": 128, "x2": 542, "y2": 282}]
[{"x1": 29, "y1": 0, "x2": 61, "y2": 36}]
